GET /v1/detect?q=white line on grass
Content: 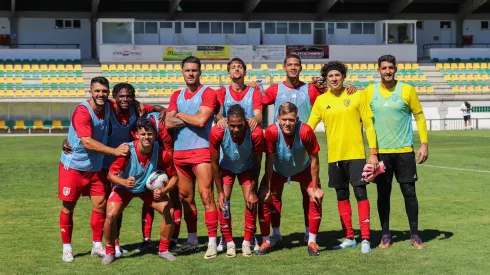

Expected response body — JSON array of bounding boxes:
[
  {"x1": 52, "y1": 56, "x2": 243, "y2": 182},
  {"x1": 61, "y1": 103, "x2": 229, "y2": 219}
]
[
  {"x1": 419, "y1": 164, "x2": 490, "y2": 173},
  {"x1": 430, "y1": 146, "x2": 490, "y2": 151}
]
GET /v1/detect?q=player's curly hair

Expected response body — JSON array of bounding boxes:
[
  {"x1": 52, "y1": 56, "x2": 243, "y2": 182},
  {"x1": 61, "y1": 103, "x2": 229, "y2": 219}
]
[
  {"x1": 321, "y1": 61, "x2": 348, "y2": 78},
  {"x1": 227, "y1": 104, "x2": 246, "y2": 119},
  {"x1": 135, "y1": 118, "x2": 156, "y2": 134},
  {"x1": 112, "y1": 82, "x2": 136, "y2": 99}
]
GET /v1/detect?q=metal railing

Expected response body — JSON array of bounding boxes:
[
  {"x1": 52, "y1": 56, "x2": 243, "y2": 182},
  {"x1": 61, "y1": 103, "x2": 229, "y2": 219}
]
[
  {"x1": 424, "y1": 118, "x2": 490, "y2": 131},
  {"x1": 423, "y1": 43, "x2": 490, "y2": 50}
]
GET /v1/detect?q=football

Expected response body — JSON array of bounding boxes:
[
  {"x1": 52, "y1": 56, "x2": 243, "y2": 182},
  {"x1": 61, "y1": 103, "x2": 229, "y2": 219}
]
[{"x1": 145, "y1": 170, "x2": 169, "y2": 191}]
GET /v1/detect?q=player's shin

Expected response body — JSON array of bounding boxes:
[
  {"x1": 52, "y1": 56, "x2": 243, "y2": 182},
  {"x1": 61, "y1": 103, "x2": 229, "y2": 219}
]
[
  {"x1": 358, "y1": 200, "x2": 371, "y2": 240},
  {"x1": 104, "y1": 208, "x2": 121, "y2": 256},
  {"x1": 308, "y1": 200, "x2": 322, "y2": 244},
  {"x1": 218, "y1": 205, "x2": 233, "y2": 242},
  {"x1": 60, "y1": 209, "x2": 74, "y2": 249},
  {"x1": 337, "y1": 200, "x2": 354, "y2": 239},
  {"x1": 142, "y1": 205, "x2": 154, "y2": 240},
  {"x1": 91, "y1": 209, "x2": 106, "y2": 246},
  {"x1": 258, "y1": 201, "x2": 271, "y2": 243}
]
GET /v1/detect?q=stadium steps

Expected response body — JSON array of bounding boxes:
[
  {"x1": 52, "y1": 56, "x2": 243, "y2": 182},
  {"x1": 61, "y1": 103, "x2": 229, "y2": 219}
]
[
  {"x1": 82, "y1": 64, "x2": 102, "y2": 89},
  {"x1": 420, "y1": 64, "x2": 449, "y2": 91}
]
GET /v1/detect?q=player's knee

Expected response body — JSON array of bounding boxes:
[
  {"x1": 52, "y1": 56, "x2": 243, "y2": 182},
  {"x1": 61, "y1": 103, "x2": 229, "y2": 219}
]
[
  {"x1": 401, "y1": 183, "x2": 416, "y2": 198},
  {"x1": 354, "y1": 186, "x2": 368, "y2": 201},
  {"x1": 106, "y1": 211, "x2": 119, "y2": 222},
  {"x1": 62, "y1": 201, "x2": 76, "y2": 213},
  {"x1": 200, "y1": 189, "x2": 214, "y2": 206},
  {"x1": 335, "y1": 187, "x2": 350, "y2": 201}
]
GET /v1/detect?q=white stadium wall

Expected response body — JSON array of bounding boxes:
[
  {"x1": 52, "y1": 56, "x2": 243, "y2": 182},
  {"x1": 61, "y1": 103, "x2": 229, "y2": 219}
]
[
  {"x1": 0, "y1": 17, "x2": 10, "y2": 35},
  {"x1": 416, "y1": 20, "x2": 456, "y2": 58},
  {"x1": 17, "y1": 18, "x2": 91, "y2": 59},
  {"x1": 0, "y1": 49, "x2": 80, "y2": 60},
  {"x1": 329, "y1": 44, "x2": 417, "y2": 62},
  {"x1": 429, "y1": 48, "x2": 490, "y2": 60}
]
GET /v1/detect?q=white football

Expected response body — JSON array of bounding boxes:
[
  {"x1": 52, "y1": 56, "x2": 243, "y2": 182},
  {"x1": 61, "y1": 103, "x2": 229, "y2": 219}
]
[{"x1": 145, "y1": 169, "x2": 169, "y2": 191}]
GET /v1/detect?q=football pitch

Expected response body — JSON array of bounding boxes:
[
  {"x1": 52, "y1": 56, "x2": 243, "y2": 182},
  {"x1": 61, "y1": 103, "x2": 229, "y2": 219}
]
[{"x1": 1, "y1": 130, "x2": 489, "y2": 275}]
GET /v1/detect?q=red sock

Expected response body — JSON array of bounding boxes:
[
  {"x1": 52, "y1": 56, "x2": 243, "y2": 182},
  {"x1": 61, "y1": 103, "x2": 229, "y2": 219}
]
[
  {"x1": 60, "y1": 211, "x2": 73, "y2": 244},
  {"x1": 301, "y1": 188, "x2": 310, "y2": 228},
  {"x1": 270, "y1": 195, "x2": 282, "y2": 228},
  {"x1": 105, "y1": 244, "x2": 116, "y2": 256},
  {"x1": 159, "y1": 239, "x2": 170, "y2": 252},
  {"x1": 90, "y1": 210, "x2": 105, "y2": 242},
  {"x1": 204, "y1": 211, "x2": 218, "y2": 238},
  {"x1": 218, "y1": 206, "x2": 233, "y2": 242},
  {"x1": 308, "y1": 200, "x2": 322, "y2": 235},
  {"x1": 244, "y1": 208, "x2": 257, "y2": 242},
  {"x1": 184, "y1": 209, "x2": 198, "y2": 233},
  {"x1": 358, "y1": 200, "x2": 371, "y2": 240},
  {"x1": 142, "y1": 205, "x2": 154, "y2": 239},
  {"x1": 172, "y1": 208, "x2": 182, "y2": 240},
  {"x1": 258, "y1": 201, "x2": 271, "y2": 237},
  {"x1": 338, "y1": 200, "x2": 354, "y2": 239}
]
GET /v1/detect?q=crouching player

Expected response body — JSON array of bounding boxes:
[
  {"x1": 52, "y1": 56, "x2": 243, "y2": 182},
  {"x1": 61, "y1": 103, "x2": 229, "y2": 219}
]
[
  {"x1": 257, "y1": 102, "x2": 323, "y2": 256},
  {"x1": 209, "y1": 104, "x2": 264, "y2": 257},
  {"x1": 101, "y1": 118, "x2": 178, "y2": 264}
]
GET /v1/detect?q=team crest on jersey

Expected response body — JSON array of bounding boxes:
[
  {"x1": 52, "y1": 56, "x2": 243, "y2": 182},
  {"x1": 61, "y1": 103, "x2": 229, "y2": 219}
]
[
  {"x1": 344, "y1": 99, "x2": 351, "y2": 107},
  {"x1": 391, "y1": 94, "x2": 400, "y2": 102},
  {"x1": 63, "y1": 187, "x2": 71, "y2": 196}
]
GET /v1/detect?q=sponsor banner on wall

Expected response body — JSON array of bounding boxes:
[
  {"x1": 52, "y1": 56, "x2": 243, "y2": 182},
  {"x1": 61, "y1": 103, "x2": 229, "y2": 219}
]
[
  {"x1": 252, "y1": 45, "x2": 285, "y2": 61},
  {"x1": 230, "y1": 45, "x2": 253, "y2": 63},
  {"x1": 162, "y1": 46, "x2": 197, "y2": 61},
  {"x1": 286, "y1": 45, "x2": 329, "y2": 59},
  {"x1": 111, "y1": 45, "x2": 142, "y2": 61},
  {"x1": 197, "y1": 45, "x2": 230, "y2": 60}
]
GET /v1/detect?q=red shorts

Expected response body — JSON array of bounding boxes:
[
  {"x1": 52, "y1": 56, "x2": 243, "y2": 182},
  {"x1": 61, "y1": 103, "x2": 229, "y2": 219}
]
[
  {"x1": 58, "y1": 162, "x2": 107, "y2": 202},
  {"x1": 271, "y1": 165, "x2": 314, "y2": 193},
  {"x1": 222, "y1": 168, "x2": 253, "y2": 186},
  {"x1": 175, "y1": 163, "x2": 199, "y2": 181},
  {"x1": 107, "y1": 187, "x2": 168, "y2": 208}
]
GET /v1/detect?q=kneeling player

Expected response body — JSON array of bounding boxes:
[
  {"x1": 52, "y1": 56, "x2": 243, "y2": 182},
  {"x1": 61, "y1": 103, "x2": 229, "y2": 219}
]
[
  {"x1": 257, "y1": 102, "x2": 323, "y2": 256},
  {"x1": 209, "y1": 104, "x2": 264, "y2": 257},
  {"x1": 102, "y1": 118, "x2": 178, "y2": 264}
]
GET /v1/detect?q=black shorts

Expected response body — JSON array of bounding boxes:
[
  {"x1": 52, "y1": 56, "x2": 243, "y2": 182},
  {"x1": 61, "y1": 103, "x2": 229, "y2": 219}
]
[
  {"x1": 374, "y1": 152, "x2": 418, "y2": 185},
  {"x1": 463, "y1": 115, "x2": 471, "y2": 122},
  {"x1": 328, "y1": 159, "x2": 368, "y2": 188}
]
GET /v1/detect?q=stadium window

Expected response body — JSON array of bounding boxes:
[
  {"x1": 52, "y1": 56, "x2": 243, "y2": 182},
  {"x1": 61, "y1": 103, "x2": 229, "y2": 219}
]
[
  {"x1": 73, "y1": 20, "x2": 81, "y2": 29},
  {"x1": 134, "y1": 22, "x2": 144, "y2": 34},
  {"x1": 351, "y1": 23, "x2": 362, "y2": 34},
  {"x1": 235, "y1": 22, "x2": 246, "y2": 34},
  {"x1": 440, "y1": 21, "x2": 451, "y2": 29},
  {"x1": 175, "y1": 22, "x2": 182, "y2": 33},
  {"x1": 223, "y1": 22, "x2": 234, "y2": 34},
  {"x1": 265, "y1": 23, "x2": 275, "y2": 34},
  {"x1": 289, "y1": 23, "x2": 299, "y2": 34},
  {"x1": 248, "y1": 22, "x2": 262, "y2": 29},
  {"x1": 277, "y1": 23, "x2": 288, "y2": 34},
  {"x1": 328, "y1": 23, "x2": 335, "y2": 34},
  {"x1": 416, "y1": 21, "x2": 423, "y2": 30},
  {"x1": 145, "y1": 22, "x2": 158, "y2": 34},
  {"x1": 184, "y1": 22, "x2": 196, "y2": 28},
  {"x1": 55, "y1": 19, "x2": 63, "y2": 29},
  {"x1": 314, "y1": 23, "x2": 325, "y2": 29},
  {"x1": 363, "y1": 23, "x2": 375, "y2": 34},
  {"x1": 160, "y1": 22, "x2": 173, "y2": 28},
  {"x1": 211, "y1": 22, "x2": 222, "y2": 34},
  {"x1": 64, "y1": 20, "x2": 72, "y2": 28},
  {"x1": 337, "y1": 23, "x2": 348, "y2": 29},
  {"x1": 481, "y1": 21, "x2": 489, "y2": 29},
  {"x1": 199, "y1": 22, "x2": 210, "y2": 33},
  {"x1": 301, "y1": 23, "x2": 311, "y2": 34}
]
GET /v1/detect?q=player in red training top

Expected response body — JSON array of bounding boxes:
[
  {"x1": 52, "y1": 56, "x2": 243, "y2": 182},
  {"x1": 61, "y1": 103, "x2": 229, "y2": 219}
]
[
  {"x1": 256, "y1": 102, "x2": 323, "y2": 257},
  {"x1": 58, "y1": 77, "x2": 130, "y2": 262},
  {"x1": 252, "y1": 54, "x2": 356, "y2": 246},
  {"x1": 61, "y1": 82, "x2": 164, "y2": 257},
  {"x1": 102, "y1": 118, "x2": 178, "y2": 264},
  {"x1": 165, "y1": 56, "x2": 220, "y2": 259},
  {"x1": 209, "y1": 104, "x2": 264, "y2": 258}
]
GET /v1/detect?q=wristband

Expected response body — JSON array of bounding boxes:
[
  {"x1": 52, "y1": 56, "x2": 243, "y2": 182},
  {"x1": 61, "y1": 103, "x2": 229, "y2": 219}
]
[{"x1": 370, "y1": 150, "x2": 378, "y2": 155}]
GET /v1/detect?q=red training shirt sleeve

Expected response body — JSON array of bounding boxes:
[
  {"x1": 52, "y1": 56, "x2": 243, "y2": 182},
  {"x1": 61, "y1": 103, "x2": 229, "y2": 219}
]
[
  {"x1": 158, "y1": 147, "x2": 177, "y2": 177},
  {"x1": 166, "y1": 90, "x2": 180, "y2": 113},
  {"x1": 72, "y1": 105, "x2": 93, "y2": 138},
  {"x1": 201, "y1": 88, "x2": 218, "y2": 111},
  {"x1": 300, "y1": 124, "x2": 320, "y2": 155},
  {"x1": 109, "y1": 155, "x2": 130, "y2": 175},
  {"x1": 308, "y1": 83, "x2": 322, "y2": 106},
  {"x1": 262, "y1": 84, "x2": 278, "y2": 105},
  {"x1": 264, "y1": 124, "x2": 279, "y2": 154},
  {"x1": 209, "y1": 126, "x2": 225, "y2": 154},
  {"x1": 215, "y1": 87, "x2": 226, "y2": 109},
  {"x1": 160, "y1": 125, "x2": 174, "y2": 153},
  {"x1": 251, "y1": 126, "x2": 265, "y2": 153},
  {"x1": 252, "y1": 88, "x2": 263, "y2": 111}
]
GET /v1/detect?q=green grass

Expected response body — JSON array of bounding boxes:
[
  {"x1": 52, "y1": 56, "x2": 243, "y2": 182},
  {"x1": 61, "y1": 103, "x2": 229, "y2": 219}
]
[{"x1": 1, "y1": 131, "x2": 490, "y2": 274}]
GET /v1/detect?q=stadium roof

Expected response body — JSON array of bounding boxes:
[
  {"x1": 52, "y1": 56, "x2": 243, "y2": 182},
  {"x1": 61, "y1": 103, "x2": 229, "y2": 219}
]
[{"x1": 1, "y1": 0, "x2": 489, "y2": 20}]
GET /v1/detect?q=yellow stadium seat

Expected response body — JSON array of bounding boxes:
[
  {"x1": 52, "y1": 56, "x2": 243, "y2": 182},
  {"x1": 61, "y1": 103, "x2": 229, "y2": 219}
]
[
  {"x1": 418, "y1": 87, "x2": 427, "y2": 93},
  {"x1": 205, "y1": 64, "x2": 213, "y2": 71},
  {"x1": 23, "y1": 90, "x2": 32, "y2": 97},
  {"x1": 458, "y1": 75, "x2": 466, "y2": 81},
  {"x1": 66, "y1": 64, "x2": 74, "y2": 71},
  {"x1": 31, "y1": 64, "x2": 39, "y2": 71},
  {"x1": 443, "y1": 75, "x2": 451, "y2": 81},
  {"x1": 101, "y1": 64, "x2": 109, "y2": 71},
  {"x1": 145, "y1": 76, "x2": 153, "y2": 83},
  {"x1": 458, "y1": 63, "x2": 465, "y2": 69},
  {"x1": 149, "y1": 64, "x2": 157, "y2": 71},
  {"x1": 33, "y1": 90, "x2": 41, "y2": 97},
  {"x1": 451, "y1": 86, "x2": 459, "y2": 93},
  {"x1": 246, "y1": 64, "x2": 253, "y2": 70},
  {"x1": 148, "y1": 89, "x2": 156, "y2": 96},
  {"x1": 69, "y1": 90, "x2": 77, "y2": 97},
  {"x1": 352, "y1": 64, "x2": 360, "y2": 70},
  {"x1": 152, "y1": 77, "x2": 161, "y2": 83},
  {"x1": 111, "y1": 77, "x2": 120, "y2": 83},
  {"x1": 14, "y1": 120, "x2": 25, "y2": 130},
  {"x1": 398, "y1": 75, "x2": 405, "y2": 81},
  {"x1": 265, "y1": 76, "x2": 271, "y2": 83},
  {"x1": 168, "y1": 76, "x2": 177, "y2": 83},
  {"x1": 220, "y1": 64, "x2": 227, "y2": 71},
  {"x1": 0, "y1": 91, "x2": 4, "y2": 97},
  {"x1": 412, "y1": 75, "x2": 419, "y2": 81},
  {"x1": 57, "y1": 77, "x2": 66, "y2": 84},
  {"x1": 443, "y1": 63, "x2": 450, "y2": 69},
  {"x1": 345, "y1": 76, "x2": 352, "y2": 82},
  {"x1": 5, "y1": 64, "x2": 13, "y2": 71},
  {"x1": 346, "y1": 64, "x2": 352, "y2": 70},
  {"x1": 14, "y1": 77, "x2": 22, "y2": 84},
  {"x1": 450, "y1": 63, "x2": 458, "y2": 69},
  {"x1": 60, "y1": 90, "x2": 69, "y2": 96},
  {"x1": 124, "y1": 64, "x2": 133, "y2": 71},
  {"x1": 128, "y1": 77, "x2": 136, "y2": 83},
  {"x1": 351, "y1": 75, "x2": 359, "y2": 82},
  {"x1": 475, "y1": 86, "x2": 483, "y2": 93},
  {"x1": 483, "y1": 86, "x2": 490, "y2": 92},
  {"x1": 14, "y1": 90, "x2": 23, "y2": 97},
  {"x1": 48, "y1": 64, "x2": 57, "y2": 71},
  {"x1": 412, "y1": 63, "x2": 419, "y2": 70},
  {"x1": 13, "y1": 64, "x2": 22, "y2": 71},
  {"x1": 201, "y1": 76, "x2": 210, "y2": 83},
  {"x1": 165, "y1": 64, "x2": 173, "y2": 71},
  {"x1": 466, "y1": 75, "x2": 474, "y2": 81},
  {"x1": 108, "y1": 64, "x2": 117, "y2": 71},
  {"x1": 52, "y1": 120, "x2": 62, "y2": 130},
  {"x1": 451, "y1": 75, "x2": 458, "y2": 81},
  {"x1": 157, "y1": 64, "x2": 165, "y2": 71},
  {"x1": 74, "y1": 64, "x2": 82, "y2": 71},
  {"x1": 398, "y1": 64, "x2": 405, "y2": 70},
  {"x1": 273, "y1": 76, "x2": 282, "y2": 83},
  {"x1": 467, "y1": 86, "x2": 475, "y2": 93},
  {"x1": 420, "y1": 75, "x2": 427, "y2": 81},
  {"x1": 0, "y1": 120, "x2": 6, "y2": 129},
  {"x1": 41, "y1": 77, "x2": 49, "y2": 84},
  {"x1": 275, "y1": 64, "x2": 282, "y2": 70},
  {"x1": 134, "y1": 90, "x2": 139, "y2": 96},
  {"x1": 42, "y1": 90, "x2": 50, "y2": 96},
  {"x1": 0, "y1": 64, "x2": 4, "y2": 70},
  {"x1": 250, "y1": 75, "x2": 257, "y2": 82},
  {"x1": 68, "y1": 78, "x2": 76, "y2": 84},
  {"x1": 76, "y1": 77, "x2": 83, "y2": 84},
  {"x1": 405, "y1": 64, "x2": 413, "y2": 70},
  {"x1": 210, "y1": 76, "x2": 219, "y2": 84},
  {"x1": 465, "y1": 63, "x2": 472, "y2": 69},
  {"x1": 366, "y1": 75, "x2": 374, "y2": 82},
  {"x1": 5, "y1": 77, "x2": 14, "y2": 84},
  {"x1": 40, "y1": 64, "x2": 48, "y2": 71},
  {"x1": 482, "y1": 75, "x2": 489, "y2": 81},
  {"x1": 141, "y1": 64, "x2": 150, "y2": 71},
  {"x1": 156, "y1": 89, "x2": 165, "y2": 96},
  {"x1": 404, "y1": 75, "x2": 413, "y2": 82},
  {"x1": 314, "y1": 64, "x2": 322, "y2": 70},
  {"x1": 133, "y1": 64, "x2": 141, "y2": 71},
  {"x1": 244, "y1": 76, "x2": 250, "y2": 82},
  {"x1": 173, "y1": 64, "x2": 182, "y2": 71},
  {"x1": 6, "y1": 90, "x2": 14, "y2": 97},
  {"x1": 33, "y1": 120, "x2": 44, "y2": 129},
  {"x1": 136, "y1": 77, "x2": 145, "y2": 84},
  {"x1": 213, "y1": 64, "x2": 221, "y2": 71},
  {"x1": 57, "y1": 64, "x2": 66, "y2": 71},
  {"x1": 51, "y1": 90, "x2": 60, "y2": 97},
  {"x1": 360, "y1": 64, "x2": 367, "y2": 70},
  {"x1": 306, "y1": 64, "x2": 315, "y2": 70},
  {"x1": 436, "y1": 63, "x2": 443, "y2": 70},
  {"x1": 77, "y1": 90, "x2": 86, "y2": 97},
  {"x1": 481, "y1": 63, "x2": 488, "y2": 69},
  {"x1": 116, "y1": 64, "x2": 125, "y2": 71},
  {"x1": 473, "y1": 74, "x2": 481, "y2": 81},
  {"x1": 260, "y1": 64, "x2": 269, "y2": 70}
]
